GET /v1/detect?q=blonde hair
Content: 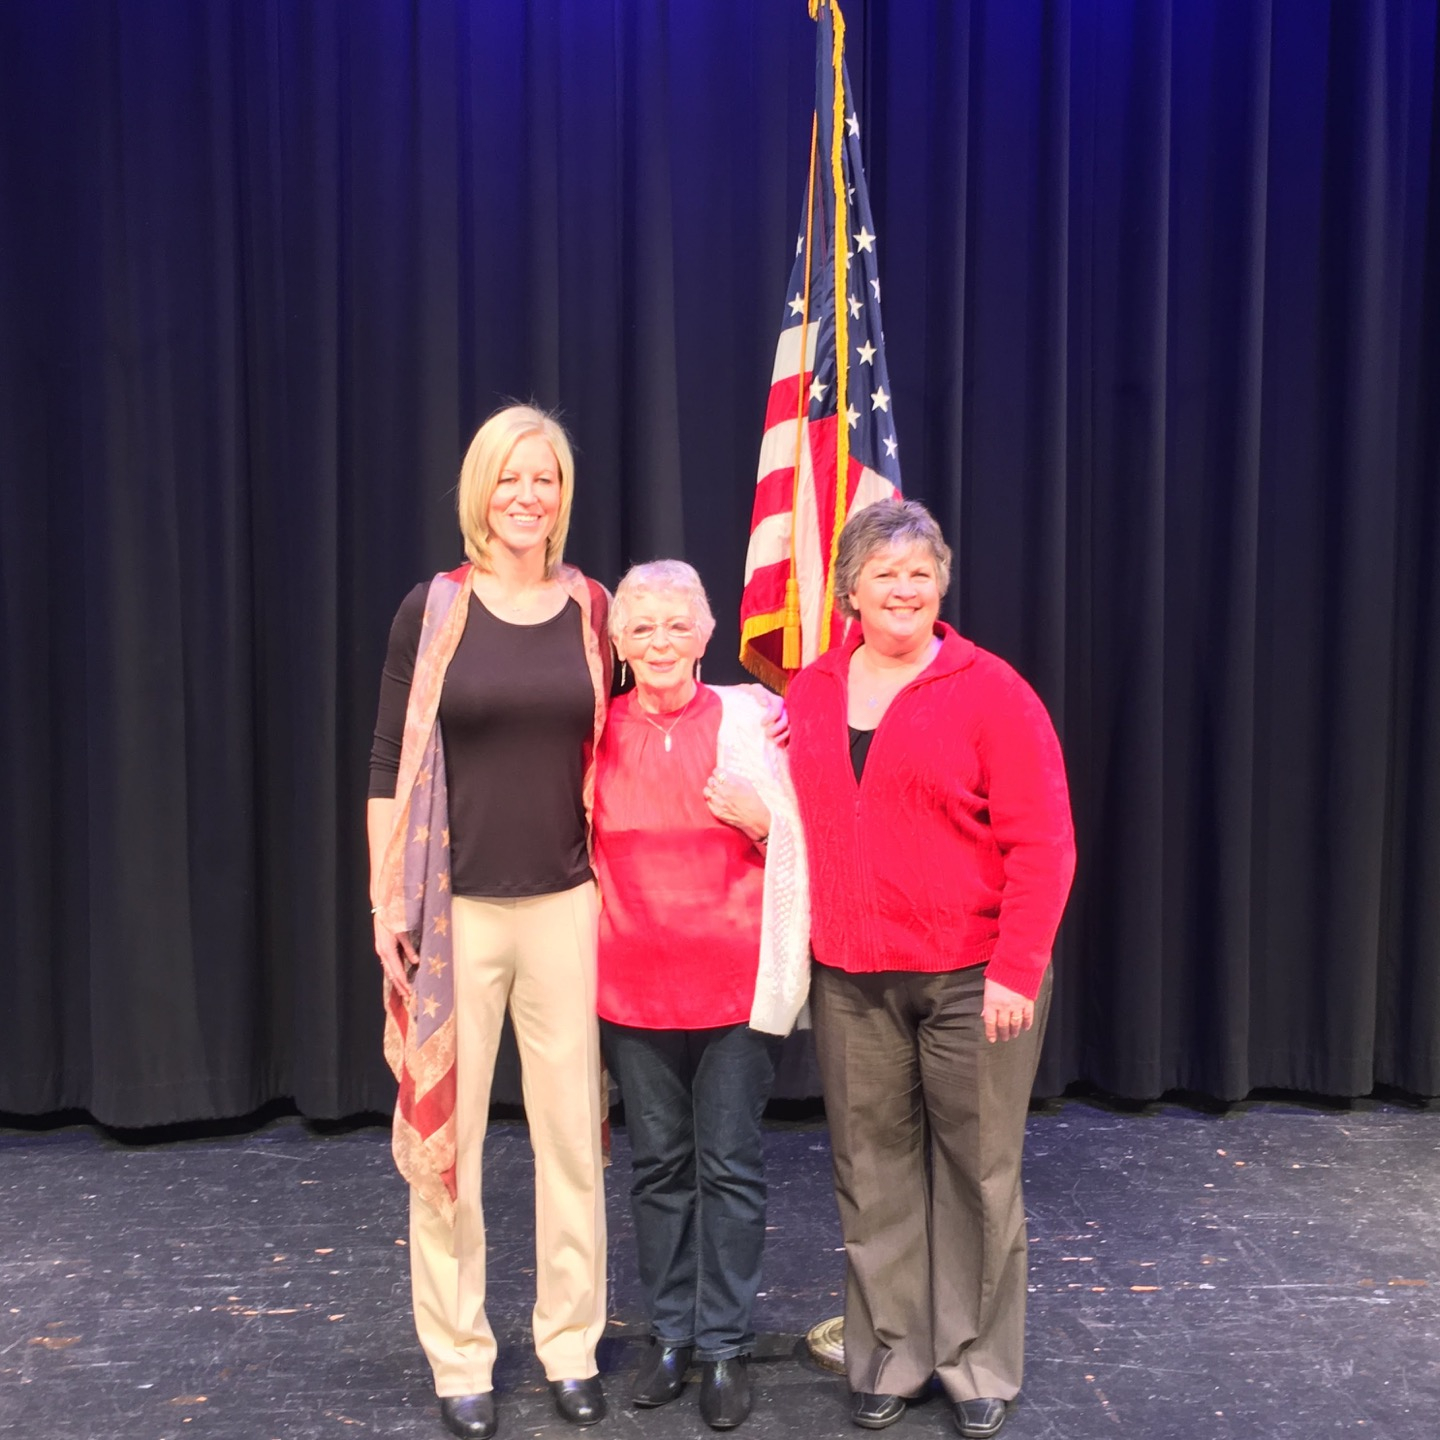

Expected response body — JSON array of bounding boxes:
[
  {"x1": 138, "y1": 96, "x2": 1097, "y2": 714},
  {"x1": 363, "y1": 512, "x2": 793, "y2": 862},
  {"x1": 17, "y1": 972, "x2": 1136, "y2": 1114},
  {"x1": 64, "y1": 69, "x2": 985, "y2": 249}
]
[
  {"x1": 610, "y1": 559, "x2": 717, "y2": 645},
  {"x1": 456, "y1": 403, "x2": 575, "y2": 575},
  {"x1": 834, "y1": 499, "x2": 952, "y2": 620}
]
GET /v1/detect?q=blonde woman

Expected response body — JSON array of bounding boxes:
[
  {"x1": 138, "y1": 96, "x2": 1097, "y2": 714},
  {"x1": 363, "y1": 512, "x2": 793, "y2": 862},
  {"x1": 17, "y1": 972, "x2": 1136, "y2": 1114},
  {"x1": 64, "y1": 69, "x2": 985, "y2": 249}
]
[{"x1": 368, "y1": 404, "x2": 611, "y2": 1439}]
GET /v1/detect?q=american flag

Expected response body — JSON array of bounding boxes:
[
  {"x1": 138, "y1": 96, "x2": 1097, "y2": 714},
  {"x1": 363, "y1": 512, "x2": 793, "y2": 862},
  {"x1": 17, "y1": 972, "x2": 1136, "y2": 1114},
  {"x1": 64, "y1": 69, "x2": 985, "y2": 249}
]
[{"x1": 739, "y1": 0, "x2": 902, "y2": 691}]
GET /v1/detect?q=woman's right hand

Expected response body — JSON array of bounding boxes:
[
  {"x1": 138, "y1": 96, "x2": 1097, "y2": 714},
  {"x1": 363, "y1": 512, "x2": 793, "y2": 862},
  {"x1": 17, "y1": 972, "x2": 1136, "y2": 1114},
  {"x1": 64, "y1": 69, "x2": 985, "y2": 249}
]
[
  {"x1": 704, "y1": 767, "x2": 772, "y2": 844},
  {"x1": 374, "y1": 915, "x2": 418, "y2": 1002},
  {"x1": 982, "y1": 975, "x2": 1034, "y2": 1044}
]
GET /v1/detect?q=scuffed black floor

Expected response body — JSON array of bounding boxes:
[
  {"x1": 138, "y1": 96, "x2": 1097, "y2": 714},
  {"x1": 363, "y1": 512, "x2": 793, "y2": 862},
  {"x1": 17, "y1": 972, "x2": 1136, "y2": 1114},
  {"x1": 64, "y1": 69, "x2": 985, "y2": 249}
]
[{"x1": 2, "y1": 1099, "x2": 1438, "y2": 1439}]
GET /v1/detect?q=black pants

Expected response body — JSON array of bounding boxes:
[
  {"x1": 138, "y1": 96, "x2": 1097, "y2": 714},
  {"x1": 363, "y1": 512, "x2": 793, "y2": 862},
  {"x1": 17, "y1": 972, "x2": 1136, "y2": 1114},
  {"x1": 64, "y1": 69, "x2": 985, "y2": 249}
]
[{"x1": 602, "y1": 1020, "x2": 782, "y2": 1360}]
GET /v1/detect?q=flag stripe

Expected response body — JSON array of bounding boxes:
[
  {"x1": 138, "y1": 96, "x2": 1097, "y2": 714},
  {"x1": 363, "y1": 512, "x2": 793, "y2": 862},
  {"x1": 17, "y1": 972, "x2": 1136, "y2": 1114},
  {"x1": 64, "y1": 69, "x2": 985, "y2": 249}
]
[{"x1": 771, "y1": 322, "x2": 819, "y2": 385}]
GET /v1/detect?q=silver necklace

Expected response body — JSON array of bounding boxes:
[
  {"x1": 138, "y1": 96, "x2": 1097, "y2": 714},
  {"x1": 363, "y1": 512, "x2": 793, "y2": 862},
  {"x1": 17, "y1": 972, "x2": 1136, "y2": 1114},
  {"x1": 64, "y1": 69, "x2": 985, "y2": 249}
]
[
  {"x1": 473, "y1": 572, "x2": 553, "y2": 613},
  {"x1": 857, "y1": 641, "x2": 937, "y2": 707},
  {"x1": 637, "y1": 690, "x2": 697, "y2": 752},
  {"x1": 496, "y1": 584, "x2": 549, "y2": 613}
]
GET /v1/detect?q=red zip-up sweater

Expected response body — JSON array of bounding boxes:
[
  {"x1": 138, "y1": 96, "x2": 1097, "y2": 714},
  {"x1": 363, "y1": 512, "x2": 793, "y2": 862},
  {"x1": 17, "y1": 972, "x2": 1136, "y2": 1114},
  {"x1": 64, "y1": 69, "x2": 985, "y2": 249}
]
[{"x1": 787, "y1": 623, "x2": 1075, "y2": 1001}]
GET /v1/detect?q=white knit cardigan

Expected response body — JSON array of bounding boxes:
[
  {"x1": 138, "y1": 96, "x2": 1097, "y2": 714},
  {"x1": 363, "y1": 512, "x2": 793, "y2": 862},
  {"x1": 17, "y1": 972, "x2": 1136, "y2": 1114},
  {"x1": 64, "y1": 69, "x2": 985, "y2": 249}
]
[{"x1": 715, "y1": 687, "x2": 812, "y2": 1036}]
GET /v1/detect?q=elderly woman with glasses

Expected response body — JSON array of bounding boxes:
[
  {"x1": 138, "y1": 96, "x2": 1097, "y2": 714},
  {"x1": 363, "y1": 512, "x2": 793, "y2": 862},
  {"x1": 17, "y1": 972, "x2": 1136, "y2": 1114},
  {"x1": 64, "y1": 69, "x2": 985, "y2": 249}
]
[
  {"x1": 786, "y1": 500, "x2": 1075, "y2": 1440},
  {"x1": 591, "y1": 560, "x2": 810, "y2": 1431}
]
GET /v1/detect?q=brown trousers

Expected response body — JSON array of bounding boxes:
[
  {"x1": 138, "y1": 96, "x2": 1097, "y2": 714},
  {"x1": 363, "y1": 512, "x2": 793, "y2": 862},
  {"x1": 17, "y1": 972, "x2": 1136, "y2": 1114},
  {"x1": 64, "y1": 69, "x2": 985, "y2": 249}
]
[
  {"x1": 409, "y1": 883, "x2": 607, "y2": 1396},
  {"x1": 811, "y1": 962, "x2": 1052, "y2": 1403}
]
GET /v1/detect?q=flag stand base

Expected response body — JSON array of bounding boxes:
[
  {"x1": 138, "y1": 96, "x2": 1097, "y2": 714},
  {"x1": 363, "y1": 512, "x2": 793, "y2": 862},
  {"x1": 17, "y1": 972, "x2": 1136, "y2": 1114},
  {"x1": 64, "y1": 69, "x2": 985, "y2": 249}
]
[{"x1": 806, "y1": 1315, "x2": 846, "y2": 1373}]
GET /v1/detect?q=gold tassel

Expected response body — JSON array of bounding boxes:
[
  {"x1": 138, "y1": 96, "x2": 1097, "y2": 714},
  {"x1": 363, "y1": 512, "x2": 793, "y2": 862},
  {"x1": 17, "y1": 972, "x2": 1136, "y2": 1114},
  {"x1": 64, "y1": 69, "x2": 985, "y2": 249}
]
[{"x1": 782, "y1": 576, "x2": 802, "y2": 672}]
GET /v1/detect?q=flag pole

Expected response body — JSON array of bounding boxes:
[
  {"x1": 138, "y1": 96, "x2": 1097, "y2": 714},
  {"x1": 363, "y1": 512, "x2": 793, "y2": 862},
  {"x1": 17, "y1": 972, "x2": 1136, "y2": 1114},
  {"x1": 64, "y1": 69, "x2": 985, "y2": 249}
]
[
  {"x1": 783, "y1": 111, "x2": 821, "y2": 674},
  {"x1": 817, "y1": 0, "x2": 849, "y2": 653}
]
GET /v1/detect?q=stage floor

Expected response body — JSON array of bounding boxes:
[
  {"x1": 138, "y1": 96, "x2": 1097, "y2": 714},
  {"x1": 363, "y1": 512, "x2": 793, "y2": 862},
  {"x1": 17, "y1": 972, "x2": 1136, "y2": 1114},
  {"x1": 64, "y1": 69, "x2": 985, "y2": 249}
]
[{"x1": 2, "y1": 1098, "x2": 1437, "y2": 1440}]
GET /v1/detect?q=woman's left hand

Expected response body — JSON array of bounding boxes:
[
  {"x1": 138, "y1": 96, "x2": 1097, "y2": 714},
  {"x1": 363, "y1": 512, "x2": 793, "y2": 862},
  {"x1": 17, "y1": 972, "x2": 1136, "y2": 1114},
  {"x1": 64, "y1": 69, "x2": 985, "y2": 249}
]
[
  {"x1": 745, "y1": 684, "x2": 790, "y2": 748},
  {"x1": 982, "y1": 977, "x2": 1034, "y2": 1044},
  {"x1": 704, "y1": 767, "x2": 772, "y2": 844}
]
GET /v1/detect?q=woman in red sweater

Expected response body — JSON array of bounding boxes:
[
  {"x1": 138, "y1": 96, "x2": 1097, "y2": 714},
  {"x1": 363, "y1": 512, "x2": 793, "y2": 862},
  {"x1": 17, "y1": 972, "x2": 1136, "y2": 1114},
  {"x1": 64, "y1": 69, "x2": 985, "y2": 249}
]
[{"x1": 786, "y1": 500, "x2": 1075, "y2": 1440}]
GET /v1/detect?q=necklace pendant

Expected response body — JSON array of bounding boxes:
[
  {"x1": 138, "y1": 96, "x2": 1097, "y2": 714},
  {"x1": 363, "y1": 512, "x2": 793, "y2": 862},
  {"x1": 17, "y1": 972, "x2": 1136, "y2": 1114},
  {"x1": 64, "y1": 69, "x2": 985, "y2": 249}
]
[{"x1": 664, "y1": 734, "x2": 672, "y2": 752}]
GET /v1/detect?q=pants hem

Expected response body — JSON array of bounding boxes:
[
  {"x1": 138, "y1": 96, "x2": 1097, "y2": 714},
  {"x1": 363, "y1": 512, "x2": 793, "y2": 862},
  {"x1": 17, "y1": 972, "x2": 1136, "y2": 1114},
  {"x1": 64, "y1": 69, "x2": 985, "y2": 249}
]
[
  {"x1": 695, "y1": 1343, "x2": 751, "y2": 1362},
  {"x1": 433, "y1": 1375, "x2": 496, "y2": 1399}
]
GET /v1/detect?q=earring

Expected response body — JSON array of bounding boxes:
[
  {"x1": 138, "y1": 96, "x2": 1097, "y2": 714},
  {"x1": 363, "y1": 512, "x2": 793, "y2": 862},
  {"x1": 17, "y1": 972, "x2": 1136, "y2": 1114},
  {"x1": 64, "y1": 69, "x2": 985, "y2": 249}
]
[
  {"x1": 620, "y1": 659, "x2": 628, "y2": 688},
  {"x1": 695, "y1": 660, "x2": 702, "y2": 684}
]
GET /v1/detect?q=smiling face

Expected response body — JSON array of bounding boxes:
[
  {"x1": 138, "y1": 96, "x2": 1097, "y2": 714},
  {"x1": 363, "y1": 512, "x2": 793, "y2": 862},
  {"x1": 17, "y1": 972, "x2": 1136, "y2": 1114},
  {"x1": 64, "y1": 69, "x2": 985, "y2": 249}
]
[
  {"x1": 848, "y1": 540, "x2": 942, "y2": 656},
  {"x1": 485, "y1": 433, "x2": 562, "y2": 562},
  {"x1": 618, "y1": 589, "x2": 707, "y2": 709}
]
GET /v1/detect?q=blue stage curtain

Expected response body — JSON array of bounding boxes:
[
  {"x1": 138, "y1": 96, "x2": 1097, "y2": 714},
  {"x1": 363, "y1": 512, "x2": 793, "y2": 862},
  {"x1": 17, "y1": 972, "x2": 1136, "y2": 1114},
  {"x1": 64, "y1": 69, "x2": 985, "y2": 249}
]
[{"x1": 1, "y1": 1, "x2": 1437, "y2": 1121}]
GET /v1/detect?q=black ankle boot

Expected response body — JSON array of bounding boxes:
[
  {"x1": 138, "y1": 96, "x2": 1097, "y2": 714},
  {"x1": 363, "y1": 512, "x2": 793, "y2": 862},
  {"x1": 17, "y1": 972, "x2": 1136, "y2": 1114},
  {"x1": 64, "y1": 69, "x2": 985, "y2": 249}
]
[
  {"x1": 698, "y1": 1355, "x2": 752, "y2": 1430},
  {"x1": 550, "y1": 1376, "x2": 606, "y2": 1426},
  {"x1": 439, "y1": 1393, "x2": 496, "y2": 1439},
  {"x1": 632, "y1": 1341, "x2": 693, "y2": 1407}
]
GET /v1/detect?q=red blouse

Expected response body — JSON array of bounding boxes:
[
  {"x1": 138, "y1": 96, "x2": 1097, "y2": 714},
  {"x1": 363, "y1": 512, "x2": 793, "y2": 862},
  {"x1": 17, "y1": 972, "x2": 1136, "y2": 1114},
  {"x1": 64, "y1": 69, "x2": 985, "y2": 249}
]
[{"x1": 593, "y1": 686, "x2": 765, "y2": 1029}]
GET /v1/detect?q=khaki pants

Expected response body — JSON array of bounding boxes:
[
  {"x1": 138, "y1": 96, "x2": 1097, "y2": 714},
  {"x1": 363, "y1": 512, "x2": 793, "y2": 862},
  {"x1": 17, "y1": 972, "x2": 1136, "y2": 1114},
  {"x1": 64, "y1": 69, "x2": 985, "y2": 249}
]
[
  {"x1": 812, "y1": 963, "x2": 1052, "y2": 1403},
  {"x1": 409, "y1": 882, "x2": 606, "y2": 1397}
]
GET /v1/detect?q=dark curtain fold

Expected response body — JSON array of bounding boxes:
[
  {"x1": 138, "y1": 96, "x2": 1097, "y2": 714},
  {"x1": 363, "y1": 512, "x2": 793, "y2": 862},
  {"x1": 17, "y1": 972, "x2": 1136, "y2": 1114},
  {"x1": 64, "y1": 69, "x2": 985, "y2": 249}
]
[{"x1": 1, "y1": 0, "x2": 1437, "y2": 1124}]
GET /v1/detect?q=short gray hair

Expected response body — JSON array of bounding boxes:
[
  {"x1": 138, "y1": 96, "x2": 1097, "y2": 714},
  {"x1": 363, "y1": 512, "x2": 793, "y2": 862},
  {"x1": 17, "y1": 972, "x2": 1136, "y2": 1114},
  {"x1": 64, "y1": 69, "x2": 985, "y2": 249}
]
[
  {"x1": 609, "y1": 559, "x2": 717, "y2": 644},
  {"x1": 833, "y1": 499, "x2": 952, "y2": 620}
]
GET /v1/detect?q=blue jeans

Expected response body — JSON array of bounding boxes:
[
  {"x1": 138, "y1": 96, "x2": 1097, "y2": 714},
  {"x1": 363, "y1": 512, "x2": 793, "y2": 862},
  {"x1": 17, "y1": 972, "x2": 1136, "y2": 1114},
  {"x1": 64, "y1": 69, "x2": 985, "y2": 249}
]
[{"x1": 601, "y1": 1020, "x2": 781, "y2": 1360}]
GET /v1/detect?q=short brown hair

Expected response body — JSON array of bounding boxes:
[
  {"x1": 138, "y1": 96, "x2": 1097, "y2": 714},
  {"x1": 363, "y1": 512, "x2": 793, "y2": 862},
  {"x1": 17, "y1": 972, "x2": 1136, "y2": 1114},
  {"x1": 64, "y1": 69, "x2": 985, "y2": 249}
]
[{"x1": 833, "y1": 499, "x2": 953, "y2": 619}]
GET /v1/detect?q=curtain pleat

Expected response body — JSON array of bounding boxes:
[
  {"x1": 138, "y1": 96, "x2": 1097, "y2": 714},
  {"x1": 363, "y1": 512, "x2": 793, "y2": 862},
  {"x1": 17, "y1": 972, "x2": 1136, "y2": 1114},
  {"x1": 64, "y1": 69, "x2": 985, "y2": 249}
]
[{"x1": 1, "y1": 0, "x2": 1437, "y2": 1121}]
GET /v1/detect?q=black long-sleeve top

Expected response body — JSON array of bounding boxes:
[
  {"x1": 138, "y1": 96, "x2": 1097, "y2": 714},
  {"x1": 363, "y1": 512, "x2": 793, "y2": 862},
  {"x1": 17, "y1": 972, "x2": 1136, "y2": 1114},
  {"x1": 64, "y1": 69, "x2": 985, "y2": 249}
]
[{"x1": 369, "y1": 583, "x2": 595, "y2": 898}]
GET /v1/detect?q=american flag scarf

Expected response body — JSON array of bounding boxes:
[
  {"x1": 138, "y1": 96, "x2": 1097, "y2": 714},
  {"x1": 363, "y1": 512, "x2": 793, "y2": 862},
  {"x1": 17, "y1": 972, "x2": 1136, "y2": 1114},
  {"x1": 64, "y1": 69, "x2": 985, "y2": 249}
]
[{"x1": 376, "y1": 563, "x2": 611, "y2": 1221}]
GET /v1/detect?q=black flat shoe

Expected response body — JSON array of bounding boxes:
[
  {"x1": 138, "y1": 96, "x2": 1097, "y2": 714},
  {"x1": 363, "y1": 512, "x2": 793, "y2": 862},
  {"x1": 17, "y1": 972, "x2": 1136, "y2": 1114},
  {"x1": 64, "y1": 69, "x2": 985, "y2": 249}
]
[
  {"x1": 852, "y1": 1392, "x2": 907, "y2": 1430},
  {"x1": 698, "y1": 1356, "x2": 752, "y2": 1430},
  {"x1": 632, "y1": 1340, "x2": 694, "y2": 1407},
  {"x1": 439, "y1": 1392, "x2": 496, "y2": 1439},
  {"x1": 550, "y1": 1377, "x2": 606, "y2": 1426},
  {"x1": 954, "y1": 1397, "x2": 1008, "y2": 1438}
]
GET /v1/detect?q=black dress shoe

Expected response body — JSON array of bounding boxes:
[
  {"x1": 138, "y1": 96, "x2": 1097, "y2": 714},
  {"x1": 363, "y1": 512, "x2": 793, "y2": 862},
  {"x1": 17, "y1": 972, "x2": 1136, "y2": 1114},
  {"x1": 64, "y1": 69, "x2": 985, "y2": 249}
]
[
  {"x1": 550, "y1": 1377, "x2": 606, "y2": 1426},
  {"x1": 439, "y1": 1392, "x2": 496, "y2": 1440},
  {"x1": 852, "y1": 1392, "x2": 907, "y2": 1430},
  {"x1": 698, "y1": 1356, "x2": 752, "y2": 1430},
  {"x1": 632, "y1": 1340, "x2": 694, "y2": 1407},
  {"x1": 954, "y1": 1397, "x2": 1008, "y2": 1438}
]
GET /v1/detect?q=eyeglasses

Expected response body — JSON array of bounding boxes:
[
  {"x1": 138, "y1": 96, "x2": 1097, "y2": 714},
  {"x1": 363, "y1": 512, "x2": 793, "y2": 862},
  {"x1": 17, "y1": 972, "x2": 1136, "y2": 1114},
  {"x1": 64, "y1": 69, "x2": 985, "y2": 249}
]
[{"x1": 625, "y1": 619, "x2": 699, "y2": 644}]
